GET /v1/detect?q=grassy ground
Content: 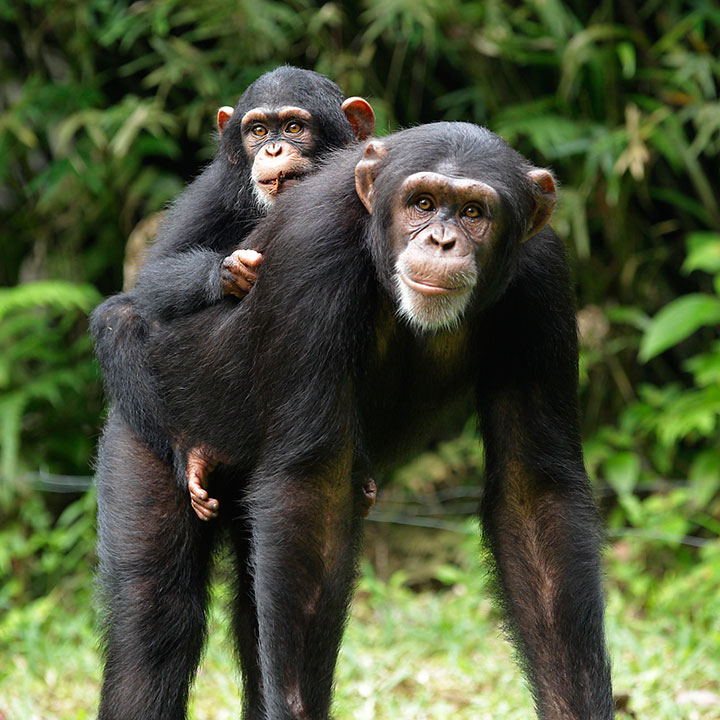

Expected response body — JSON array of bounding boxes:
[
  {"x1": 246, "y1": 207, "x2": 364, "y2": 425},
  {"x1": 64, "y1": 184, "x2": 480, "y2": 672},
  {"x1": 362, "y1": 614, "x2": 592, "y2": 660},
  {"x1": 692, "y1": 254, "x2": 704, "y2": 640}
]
[{"x1": 1, "y1": 523, "x2": 719, "y2": 720}]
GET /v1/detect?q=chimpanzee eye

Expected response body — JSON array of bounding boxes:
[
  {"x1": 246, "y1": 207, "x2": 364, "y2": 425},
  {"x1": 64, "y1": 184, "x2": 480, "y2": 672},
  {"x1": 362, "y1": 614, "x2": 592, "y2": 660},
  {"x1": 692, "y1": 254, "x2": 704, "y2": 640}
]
[
  {"x1": 252, "y1": 124, "x2": 268, "y2": 137},
  {"x1": 285, "y1": 122, "x2": 302, "y2": 134},
  {"x1": 462, "y1": 204, "x2": 484, "y2": 219},
  {"x1": 415, "y1": 196, "x2": 435, "y2": 212}
]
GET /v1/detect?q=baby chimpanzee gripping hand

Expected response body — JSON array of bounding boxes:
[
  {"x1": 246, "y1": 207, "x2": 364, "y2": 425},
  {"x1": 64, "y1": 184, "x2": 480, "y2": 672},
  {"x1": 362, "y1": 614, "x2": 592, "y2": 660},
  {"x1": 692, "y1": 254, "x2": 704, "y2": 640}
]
[{"x1": 221, "y1": 249, "x2": 263, "y2": 298}]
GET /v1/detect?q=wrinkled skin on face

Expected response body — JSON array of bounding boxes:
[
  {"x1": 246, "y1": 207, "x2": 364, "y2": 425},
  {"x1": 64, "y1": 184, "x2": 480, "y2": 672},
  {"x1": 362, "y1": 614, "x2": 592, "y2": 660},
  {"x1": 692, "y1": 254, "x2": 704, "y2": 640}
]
[
  {"x1": 390, "y1": 171, "x2": 500, "y2": 330},
  {"x1": 240, "y1": 105, "x2": 317, "y2": 206},
  {"x1": 355, "y1": 140, "x2": 556, "y2": 332}
]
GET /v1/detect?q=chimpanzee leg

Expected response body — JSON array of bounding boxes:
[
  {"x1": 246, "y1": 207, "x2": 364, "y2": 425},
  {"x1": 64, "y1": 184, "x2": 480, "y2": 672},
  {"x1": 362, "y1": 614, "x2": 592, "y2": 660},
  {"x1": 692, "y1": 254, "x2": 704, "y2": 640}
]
[
  {"x1": 479, "y1": 393, "x2": 614, "y2": 720},
  {"x1": 96, "y1": 413, "x2": 217, "y2": 720},
  {"x1": 227, "y1": 516, "x2": 263, "y2": 720},
  {"x1": 90, "y1": 293, "x2": 171, "y2": 464},
  {"x1": 247, "y1": 458, "x2": 364, "y2": 720}
]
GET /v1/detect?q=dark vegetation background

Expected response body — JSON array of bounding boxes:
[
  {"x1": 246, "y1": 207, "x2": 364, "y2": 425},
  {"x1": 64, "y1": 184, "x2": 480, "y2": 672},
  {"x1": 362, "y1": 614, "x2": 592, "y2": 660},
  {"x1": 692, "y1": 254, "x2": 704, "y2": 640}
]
[{"x1": 1, "y1": 1, "x2": 719, "y2": 717}]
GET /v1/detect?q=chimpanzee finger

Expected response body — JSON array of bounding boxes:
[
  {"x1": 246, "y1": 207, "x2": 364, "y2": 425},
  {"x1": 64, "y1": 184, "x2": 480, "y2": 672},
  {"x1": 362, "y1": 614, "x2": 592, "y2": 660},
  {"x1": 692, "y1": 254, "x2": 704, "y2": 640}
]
[
  {"x1": 191, "y1": 498, "x2": 217, "y2": 521},
  {"x1": 221, "y1": 277, "x2": 247, "y2": 298},
  {"x1": 231, "y1": 249, "x2": 263, "y2": 268},
  {"x1": 233, "y1": 265, "x2": 258, "y2": 289},
  {"x1": 225, "y1": 258, "x2": 259, "y2": 285},
  {"x1": 192, "y1": 491, "x2": 219, "y2": 514},
  {"x1": 192, "y1": 493, "x2": 219, "y2": 513},
  {"x1": 221, "y1": 265, "x2": 252, "y2": 297},
  {"x1": 188, "y1": 474, "x2": 208, "y2": 502}
]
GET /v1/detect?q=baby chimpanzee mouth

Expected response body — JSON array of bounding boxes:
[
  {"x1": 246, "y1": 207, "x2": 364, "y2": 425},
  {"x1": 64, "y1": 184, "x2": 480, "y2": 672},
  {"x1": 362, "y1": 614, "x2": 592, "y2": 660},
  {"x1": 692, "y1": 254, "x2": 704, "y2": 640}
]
[{"x1": 257, "y1": 170, "x2": 309, "y2": 194}]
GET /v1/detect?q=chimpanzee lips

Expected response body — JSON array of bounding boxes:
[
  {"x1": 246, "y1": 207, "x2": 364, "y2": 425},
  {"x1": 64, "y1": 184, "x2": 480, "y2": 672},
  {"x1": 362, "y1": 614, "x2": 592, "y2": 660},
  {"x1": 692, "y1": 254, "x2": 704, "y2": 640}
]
[
  {"x1": 257, "y1": 170, "x2": 309, "y2": 195},
  {"x1": 399, "y1": 271, "x2": 473, "y2": 296},
  {"x1": 394, "y1": 266, "x2": 476, "y2": 332}
]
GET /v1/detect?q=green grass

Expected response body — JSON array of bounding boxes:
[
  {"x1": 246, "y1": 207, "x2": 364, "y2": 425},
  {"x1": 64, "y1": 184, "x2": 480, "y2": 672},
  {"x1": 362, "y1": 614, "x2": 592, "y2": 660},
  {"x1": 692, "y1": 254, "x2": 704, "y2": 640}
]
[{"x1": 1, "y1": 527, "x2": 719, "y2": 720}]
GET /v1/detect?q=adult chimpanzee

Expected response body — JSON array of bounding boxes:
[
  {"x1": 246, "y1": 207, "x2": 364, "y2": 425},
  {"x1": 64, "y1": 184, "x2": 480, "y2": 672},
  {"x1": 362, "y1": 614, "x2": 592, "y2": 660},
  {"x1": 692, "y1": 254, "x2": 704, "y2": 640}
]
[
  {"x1": 95, "y1": 122, "x2": 613, "y2": 720},
  {"x1": 90, "y1": 66, "x2": 374, "y2": 519}
]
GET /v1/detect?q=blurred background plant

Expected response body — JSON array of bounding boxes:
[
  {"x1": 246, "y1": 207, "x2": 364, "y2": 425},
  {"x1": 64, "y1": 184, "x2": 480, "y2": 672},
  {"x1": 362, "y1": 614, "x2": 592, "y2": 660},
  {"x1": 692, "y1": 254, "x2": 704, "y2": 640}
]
[{"x1": 1, "y1": 1, "x2": 719, "y2": 717}]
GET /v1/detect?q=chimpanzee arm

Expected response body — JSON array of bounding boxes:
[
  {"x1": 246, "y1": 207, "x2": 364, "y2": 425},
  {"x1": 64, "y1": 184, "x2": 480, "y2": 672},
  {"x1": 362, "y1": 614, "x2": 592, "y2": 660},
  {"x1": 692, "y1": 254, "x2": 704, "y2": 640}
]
[
  {"x1": 477, "y1": 230, "x2": 614, "y2": 720},
  {"x1": 132, "y1": 246, "x2": 227, "y2": 320},
  {"x1": 130, "y1": 163, "x2": 260, "y2": 322}
]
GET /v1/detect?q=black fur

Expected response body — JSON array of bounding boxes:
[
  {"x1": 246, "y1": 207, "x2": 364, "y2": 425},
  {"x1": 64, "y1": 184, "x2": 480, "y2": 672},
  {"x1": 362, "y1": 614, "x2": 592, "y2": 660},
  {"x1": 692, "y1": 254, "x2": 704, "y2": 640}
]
[
  {"x1": 95, "y1": 123, "x2": 613, "y2": 719},
  {"x1": 90, "y1": 67, "x2": 357, "y2": 464}
]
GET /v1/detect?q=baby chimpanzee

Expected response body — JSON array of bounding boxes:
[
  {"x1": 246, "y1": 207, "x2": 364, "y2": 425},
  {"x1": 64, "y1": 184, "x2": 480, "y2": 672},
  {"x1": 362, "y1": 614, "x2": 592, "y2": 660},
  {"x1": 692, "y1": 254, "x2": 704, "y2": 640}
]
[{"x1": 91, "y1": 67, "x2": 376, "y2": 520}]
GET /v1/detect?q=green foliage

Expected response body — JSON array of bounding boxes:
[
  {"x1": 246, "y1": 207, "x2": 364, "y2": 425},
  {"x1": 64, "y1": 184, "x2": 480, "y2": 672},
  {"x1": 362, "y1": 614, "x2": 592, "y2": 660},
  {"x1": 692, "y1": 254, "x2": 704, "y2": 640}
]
[
  {"x1": 639, "y1": 293, "x2": 720, "y2": 362},
  {"x1": 0, "y1": 281, "x2": 103, "y2": 495},
  {"x1": 0, "y1": 489, "x2": 97, "y2": 613},
  {"x1": 584, "y1": 233, "x2": 720, "y2": 550},
  {"x1": 640, "y1": 234, "x2": 720, "y2": 361}
]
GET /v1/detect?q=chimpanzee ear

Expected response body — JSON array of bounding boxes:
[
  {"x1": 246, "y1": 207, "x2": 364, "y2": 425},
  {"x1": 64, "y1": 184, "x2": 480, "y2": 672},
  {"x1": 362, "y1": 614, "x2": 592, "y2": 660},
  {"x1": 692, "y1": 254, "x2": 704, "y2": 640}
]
[
  {"x1": 217, "y1": 106, "x2": 234, "y2": 135},
  {"x1": 341, "y1": 97, "x2": 375, "y2": 141},
  {"x1": 355, "y1": 141, "x2": 388, "y2": 214},
  {"x1": 525, "y1": 168, "x2": 557, "y2": 241}
]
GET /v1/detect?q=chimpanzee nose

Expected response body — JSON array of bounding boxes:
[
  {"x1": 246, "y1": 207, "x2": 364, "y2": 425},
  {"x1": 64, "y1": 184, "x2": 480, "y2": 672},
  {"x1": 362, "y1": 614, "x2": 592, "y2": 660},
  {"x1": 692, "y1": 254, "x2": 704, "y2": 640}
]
[
  {"x1": 425, "y1": 225, "x2": 457, "y2": 252},
  {"x1": 265, "y1": 143, "x2": 283, "y2": 157}
]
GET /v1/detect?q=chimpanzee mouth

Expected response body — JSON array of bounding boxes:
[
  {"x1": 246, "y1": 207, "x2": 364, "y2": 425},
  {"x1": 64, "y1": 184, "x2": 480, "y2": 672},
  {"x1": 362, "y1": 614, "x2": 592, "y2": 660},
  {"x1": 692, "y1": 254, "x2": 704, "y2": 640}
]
[
  {"x1": 257, "y1": 171, "x2": 309, "y2": 194},
  {"x1": 399, "y1": 272, "x2": 472, "y2": 296}
]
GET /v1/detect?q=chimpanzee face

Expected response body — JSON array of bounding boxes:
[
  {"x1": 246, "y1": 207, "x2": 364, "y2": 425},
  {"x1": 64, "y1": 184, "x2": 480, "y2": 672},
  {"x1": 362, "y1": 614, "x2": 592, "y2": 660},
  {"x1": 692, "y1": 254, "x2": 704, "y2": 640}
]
[
  {"x1": 217, "y1": 92, "x2": 374, "y2": 210},
  {"x1": 388, "y1": 170, "x2": 501, "y2": 331},
  {"x1": 239, "y1": 105, "x2": 318, "y2": 208},
  {"x1": 354, "y1": 135, "x2": 556, "y2": 332}
]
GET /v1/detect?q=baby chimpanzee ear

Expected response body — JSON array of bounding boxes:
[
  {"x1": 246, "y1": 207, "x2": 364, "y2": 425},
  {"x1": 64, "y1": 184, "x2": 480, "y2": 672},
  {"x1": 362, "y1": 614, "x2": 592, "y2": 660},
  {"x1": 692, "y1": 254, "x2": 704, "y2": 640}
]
[
  {"x1": 217, "y1": 106, "x2": 234, "y2": 135},
  {"x1": 354, "y1": 141, "x2": 388, "y2": 214},
  {"x1": 341, "y1": 97, "x2": 375, "y2": 141},
  {"x1": 524, "y1": 168, "x2": 556, "y2": 241}
]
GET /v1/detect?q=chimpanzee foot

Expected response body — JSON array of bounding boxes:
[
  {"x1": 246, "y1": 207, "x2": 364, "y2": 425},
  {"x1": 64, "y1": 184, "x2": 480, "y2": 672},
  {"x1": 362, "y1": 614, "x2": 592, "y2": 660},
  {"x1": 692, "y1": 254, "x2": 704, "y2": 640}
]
[
  {"x1": 187, "y1": 445, "x2": 221, "y2": 520},
  {"x1": 361, "y1": 478, "x2": 377, "y2": 517}
]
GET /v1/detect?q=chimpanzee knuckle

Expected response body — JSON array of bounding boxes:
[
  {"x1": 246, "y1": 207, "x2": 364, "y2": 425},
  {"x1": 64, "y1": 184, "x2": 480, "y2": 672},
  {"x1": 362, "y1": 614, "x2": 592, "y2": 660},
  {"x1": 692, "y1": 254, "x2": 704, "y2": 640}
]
[
  {"x1": 234, "y1": 277, "x2": 250, "y2": 293},
  {"x1": 222, "y1": 264, "x2": 244, "y2": 286},
  {"x1": 198, "y1": 500, "x2": 213, "y2": 514},
  {"x1": 221, "y1": 274, "x2": 235, "y2": 291},
  {"x1": 228, "y1": 284, "x2": 248, "y2": 298},
  {"x1": 234, "y1": 248, "x2": 261, "y2": 265},
  {"x1": 242, "y1": 266, "x2": 259, "y2": 281},
  {"x1": 195, "y1": 507, "x2": 211, "y2": 522}
]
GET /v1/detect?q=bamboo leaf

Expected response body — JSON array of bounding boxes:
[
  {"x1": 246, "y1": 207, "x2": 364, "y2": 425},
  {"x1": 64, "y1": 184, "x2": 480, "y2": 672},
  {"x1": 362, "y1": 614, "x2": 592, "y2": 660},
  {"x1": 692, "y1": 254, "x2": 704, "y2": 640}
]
[
  {"x1": 0, "y1": 282, "x2": 102, "y2": 319},
  {"x1": 639, "y1": 294, "x2": 720, "y2": 362},
  {"x1": 683, "y1": 233, "x2": 720, "y2": 276},
  {"x1": 604, "y1": 451, "x2": 641, "y2": 496}
]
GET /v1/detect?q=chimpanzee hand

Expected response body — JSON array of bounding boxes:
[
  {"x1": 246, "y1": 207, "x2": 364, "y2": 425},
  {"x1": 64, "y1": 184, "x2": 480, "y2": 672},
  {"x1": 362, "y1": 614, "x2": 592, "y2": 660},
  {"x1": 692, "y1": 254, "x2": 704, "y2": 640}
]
[
  {"x1": 221, "y1": 249, "x2": 263, "y2": 298},
  {"x1": 187, "y1": 445, "x2": 224, "y2": 521}
]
